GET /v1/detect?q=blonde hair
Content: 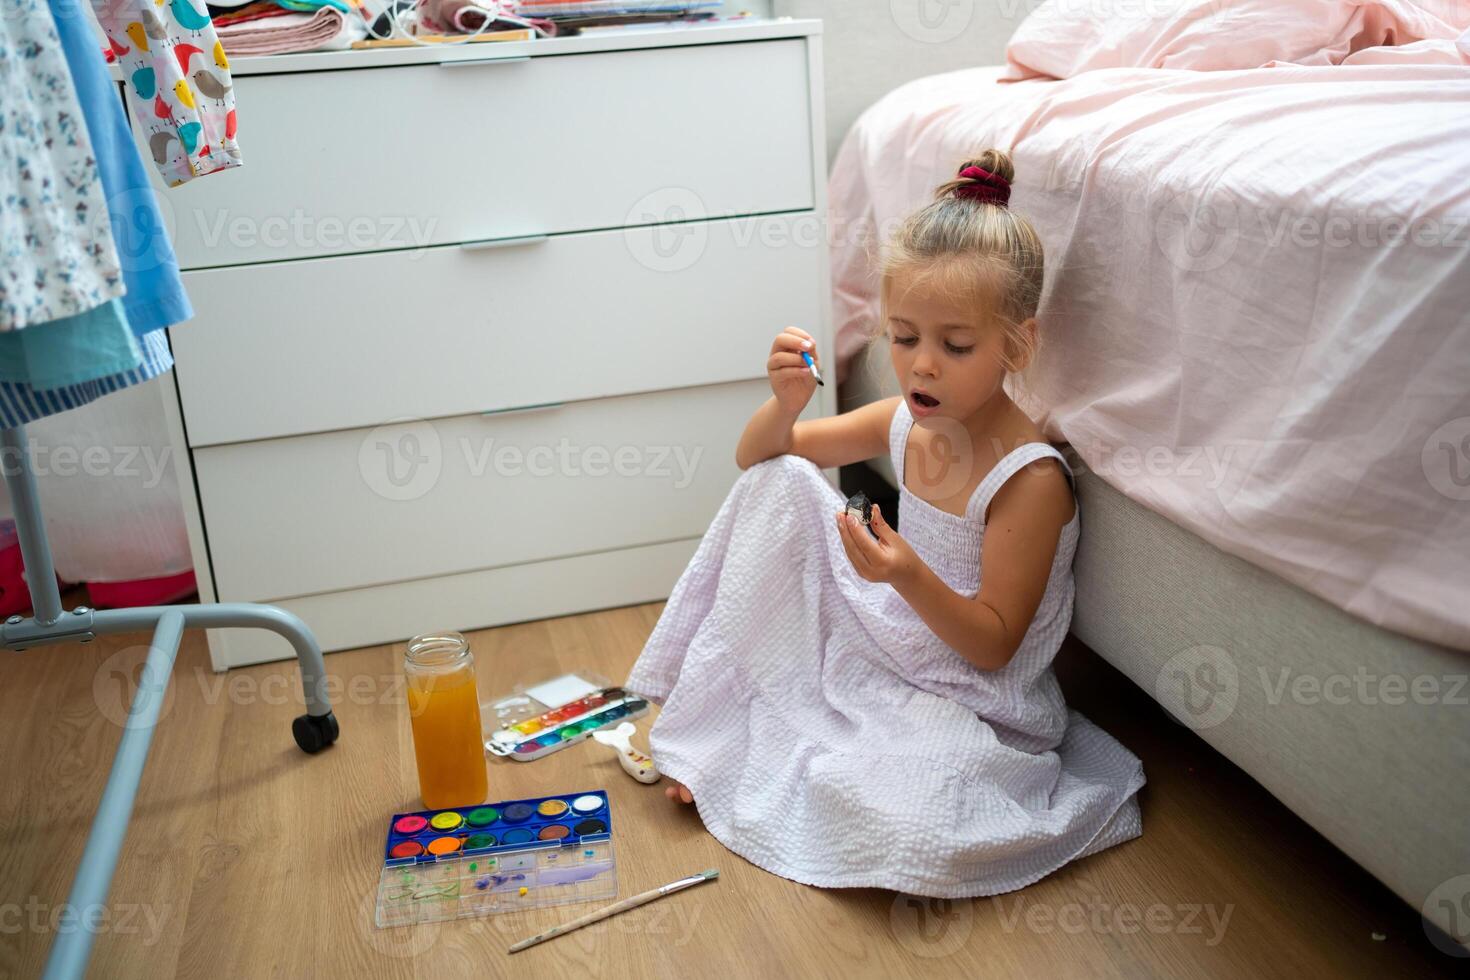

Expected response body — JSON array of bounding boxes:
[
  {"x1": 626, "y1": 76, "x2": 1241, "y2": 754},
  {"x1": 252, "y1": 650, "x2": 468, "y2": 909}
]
[{"x1": 879, "y1": 148, "x2": 1045, "y2": 375}]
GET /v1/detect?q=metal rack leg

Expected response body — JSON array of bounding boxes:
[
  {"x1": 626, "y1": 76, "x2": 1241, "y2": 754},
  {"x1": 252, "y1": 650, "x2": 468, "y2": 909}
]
[
  {"x1": 3, "y1": 422, "x2": 342, "y2": 978},
  {"x1": 1, "y1": 426, "x2": 64, "y2": 626},
  {"x1": 38, "y1": 610, "x2": 184, "y2": 980}
]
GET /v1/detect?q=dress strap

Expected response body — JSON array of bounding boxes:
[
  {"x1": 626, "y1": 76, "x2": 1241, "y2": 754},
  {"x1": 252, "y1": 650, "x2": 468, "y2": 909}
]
[
  {"x1": 888, "y1": 396, "x2": 913, "y2": 482},
  {"x1": 967, "y1": 443, "x2": 1073, "y2": 524}
]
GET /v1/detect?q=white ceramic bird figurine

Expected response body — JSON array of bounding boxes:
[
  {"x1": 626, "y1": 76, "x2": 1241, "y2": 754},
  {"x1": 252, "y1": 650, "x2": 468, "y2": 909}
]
[{"x1": 591, "y1": 722, "x2": 660, "y2": 784}]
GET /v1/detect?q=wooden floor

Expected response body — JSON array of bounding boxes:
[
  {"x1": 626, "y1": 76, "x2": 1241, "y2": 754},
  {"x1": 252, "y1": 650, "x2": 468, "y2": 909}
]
[{"x1": 0, "y1": 602, "x2": 1459, "y2": 979}]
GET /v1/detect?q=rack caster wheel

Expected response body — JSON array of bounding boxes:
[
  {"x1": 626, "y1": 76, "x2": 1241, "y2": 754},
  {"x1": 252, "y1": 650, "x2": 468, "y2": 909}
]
[{"x1": 292, "y1": 711, "x2": 339, "y2": 754}]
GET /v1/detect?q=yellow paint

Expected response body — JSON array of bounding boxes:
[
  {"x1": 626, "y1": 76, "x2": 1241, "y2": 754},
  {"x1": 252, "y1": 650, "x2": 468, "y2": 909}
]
[{"x1": 429, "y1": 811, "x2": 463, "y2": 831}]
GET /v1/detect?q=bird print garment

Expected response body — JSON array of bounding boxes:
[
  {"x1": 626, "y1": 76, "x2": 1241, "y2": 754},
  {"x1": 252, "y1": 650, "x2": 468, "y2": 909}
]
[{"x1": 93, "y1": 0, "x2": 240, "y2": 185}]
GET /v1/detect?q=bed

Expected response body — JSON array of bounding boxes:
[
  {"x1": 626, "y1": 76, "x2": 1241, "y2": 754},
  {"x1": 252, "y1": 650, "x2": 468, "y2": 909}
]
[{"x1": 829, "y1": 20, "x2": 1470, "y2": 945}]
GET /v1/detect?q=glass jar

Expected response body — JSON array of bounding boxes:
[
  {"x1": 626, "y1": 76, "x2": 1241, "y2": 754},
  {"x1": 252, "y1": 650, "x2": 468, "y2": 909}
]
[{"x1": 404, "y1": 632, "x2": 488, "y2": 809}]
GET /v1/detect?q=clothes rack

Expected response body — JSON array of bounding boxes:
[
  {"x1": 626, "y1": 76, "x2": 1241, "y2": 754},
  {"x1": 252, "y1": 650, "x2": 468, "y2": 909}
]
[{"x1": 1, "y1": 424, "x2": 340, "y2": 980}]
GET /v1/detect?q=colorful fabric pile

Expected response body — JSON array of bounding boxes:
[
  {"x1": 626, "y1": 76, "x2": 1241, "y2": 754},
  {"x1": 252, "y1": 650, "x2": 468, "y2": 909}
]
[
  {"x1": 515, "y1": 0, "x2": 720, "y2": 30},
  {"x1": 209, "y1": 0, "x2": 366, "y2": 55}
]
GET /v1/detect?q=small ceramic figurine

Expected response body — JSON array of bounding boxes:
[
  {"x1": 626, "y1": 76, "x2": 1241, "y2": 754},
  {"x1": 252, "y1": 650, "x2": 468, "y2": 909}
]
[
  {"x1": 591, "y1": 722, "x2": 661, "y2": 784},
  {"x1": 844, "y1": 491, "x2": 878, "y2": 538}
]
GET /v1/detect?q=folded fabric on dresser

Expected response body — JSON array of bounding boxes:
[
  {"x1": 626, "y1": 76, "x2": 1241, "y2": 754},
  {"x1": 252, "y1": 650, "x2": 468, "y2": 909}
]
[{"x1": 217, "y1": 3, "x2": 364, "y2": 54}]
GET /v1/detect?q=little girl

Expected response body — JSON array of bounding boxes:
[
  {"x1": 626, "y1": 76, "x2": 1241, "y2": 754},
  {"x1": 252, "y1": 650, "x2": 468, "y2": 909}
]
[{"x1": 626, "y1": 150, "x2": 1144, "y2": 897}]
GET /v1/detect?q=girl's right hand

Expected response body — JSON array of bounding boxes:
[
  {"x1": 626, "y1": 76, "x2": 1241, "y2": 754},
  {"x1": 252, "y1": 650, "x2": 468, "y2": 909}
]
[{"x1": 767, "y1": 326, "x2": 820, "y2": 415}]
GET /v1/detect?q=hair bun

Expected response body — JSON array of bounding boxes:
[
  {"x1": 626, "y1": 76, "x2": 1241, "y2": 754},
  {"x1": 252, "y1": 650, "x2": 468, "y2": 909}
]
[{"x1": 945, "y1": 148, "x2": 1014, "y2": 207}]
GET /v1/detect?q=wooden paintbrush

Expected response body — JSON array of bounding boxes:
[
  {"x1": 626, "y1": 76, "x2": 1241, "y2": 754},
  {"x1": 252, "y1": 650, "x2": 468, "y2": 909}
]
[{"x1": 508, "y1": 869, "x2": 719, "y2": 953}]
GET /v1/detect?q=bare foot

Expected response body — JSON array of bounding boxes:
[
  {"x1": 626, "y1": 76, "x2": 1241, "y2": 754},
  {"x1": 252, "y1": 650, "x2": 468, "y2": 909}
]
[{"x1": 664, "y1": 779, "x2": 694, "y2": 804}]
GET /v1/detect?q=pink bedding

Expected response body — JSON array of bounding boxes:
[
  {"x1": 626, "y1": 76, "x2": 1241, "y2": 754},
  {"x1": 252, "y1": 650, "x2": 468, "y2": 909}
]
[{"x1": 829, "y1": 59, "x2": 1470, "y2": 650}]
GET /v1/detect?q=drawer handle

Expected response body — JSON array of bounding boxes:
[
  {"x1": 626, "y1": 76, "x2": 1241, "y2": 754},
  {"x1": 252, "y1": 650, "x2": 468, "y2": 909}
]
[
  {"x1": 438, "y1": 55, "x2": 531, "y2": 69},
  {"x1": 480, "y1": 401, "x2": 565, "y2": 417},
  {"x1": 459, "y1": 234, "x2": 549, "y2": 252}
]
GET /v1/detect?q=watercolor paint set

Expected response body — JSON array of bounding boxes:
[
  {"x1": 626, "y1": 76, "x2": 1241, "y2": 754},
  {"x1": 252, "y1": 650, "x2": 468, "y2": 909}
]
[
  {"x1": 374, "y1": 790, "x2": 617, "y2": 927},
  {"x1": 483, "y1": 672, "x2": 650, "y2": 762}
]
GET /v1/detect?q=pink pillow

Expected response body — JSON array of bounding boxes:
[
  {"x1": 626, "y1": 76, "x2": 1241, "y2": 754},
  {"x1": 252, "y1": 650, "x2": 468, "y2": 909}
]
[{"x1": 1003, "y1": 0, "x2": 1467, "y2": 80}]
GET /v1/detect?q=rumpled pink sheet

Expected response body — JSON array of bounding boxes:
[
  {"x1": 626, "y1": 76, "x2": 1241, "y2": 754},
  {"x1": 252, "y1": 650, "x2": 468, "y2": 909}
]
[
  {"x1": 830, "y1": 60, "x2": 1470, "y2": 651},
  {"x1": 1003, "y1": 0, "x2": 1468, "y2": 79}
]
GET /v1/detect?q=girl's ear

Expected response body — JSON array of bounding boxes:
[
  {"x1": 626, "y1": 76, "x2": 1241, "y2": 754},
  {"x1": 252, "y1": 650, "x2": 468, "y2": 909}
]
[{"x1": 1007, "y1": 317, "x2": 1039, "y2": 373}]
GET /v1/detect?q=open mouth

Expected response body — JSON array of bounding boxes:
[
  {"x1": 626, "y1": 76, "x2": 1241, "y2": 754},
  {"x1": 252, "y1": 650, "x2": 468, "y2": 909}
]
[{"x1": 910, "y1": 390, "x2": 941, "y2": 409}]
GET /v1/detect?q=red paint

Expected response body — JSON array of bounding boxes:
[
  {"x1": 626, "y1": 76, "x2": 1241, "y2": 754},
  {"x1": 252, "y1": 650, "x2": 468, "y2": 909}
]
[{"x1": 390, "y1": 841, "x2": 423, "y2": 859}]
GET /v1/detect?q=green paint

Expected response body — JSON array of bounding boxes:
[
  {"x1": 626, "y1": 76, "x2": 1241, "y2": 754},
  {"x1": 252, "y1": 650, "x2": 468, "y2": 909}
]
[{"x1": 466, "y1": 807, "x2": 499, "y2": 827}]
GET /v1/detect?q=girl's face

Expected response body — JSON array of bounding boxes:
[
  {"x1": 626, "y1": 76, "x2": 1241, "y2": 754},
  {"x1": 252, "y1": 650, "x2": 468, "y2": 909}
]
[{"x1": 884, "y1": 271, "x2": 1016, "y2": 424}]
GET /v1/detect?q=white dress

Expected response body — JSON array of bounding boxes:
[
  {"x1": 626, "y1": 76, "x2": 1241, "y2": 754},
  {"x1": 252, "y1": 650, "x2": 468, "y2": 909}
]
[{"x1": 626, "y1": 400, "x2": 1145, "y2": 897}]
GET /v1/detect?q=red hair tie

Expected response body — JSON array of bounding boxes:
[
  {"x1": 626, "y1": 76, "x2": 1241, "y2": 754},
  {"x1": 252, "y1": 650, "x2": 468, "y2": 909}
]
[{"x1": 955, "y1": 165, "x2": 1011, "y2": 206}]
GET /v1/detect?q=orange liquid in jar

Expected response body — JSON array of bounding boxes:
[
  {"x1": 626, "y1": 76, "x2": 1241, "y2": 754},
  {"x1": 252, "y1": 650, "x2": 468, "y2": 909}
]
[{"x1": 406, "y1": 661, "x2": 488, "y2": 809}]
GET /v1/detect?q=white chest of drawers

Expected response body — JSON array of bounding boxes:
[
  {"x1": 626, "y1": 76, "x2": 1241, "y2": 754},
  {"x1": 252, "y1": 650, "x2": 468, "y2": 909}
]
[{"x1": 148, "y1": 20, "x2": 834, "y2": 668}]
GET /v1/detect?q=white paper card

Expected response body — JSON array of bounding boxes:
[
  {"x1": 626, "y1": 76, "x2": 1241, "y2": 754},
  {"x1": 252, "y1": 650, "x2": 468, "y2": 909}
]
[{"x1": 524, "y1": 673, "x2": 599, "y2": 708}]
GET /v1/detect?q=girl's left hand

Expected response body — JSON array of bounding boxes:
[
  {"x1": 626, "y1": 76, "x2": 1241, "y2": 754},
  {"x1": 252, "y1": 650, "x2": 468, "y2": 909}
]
[{"x1": 836, "y1": 503, "x2": 920, "y2": 586}]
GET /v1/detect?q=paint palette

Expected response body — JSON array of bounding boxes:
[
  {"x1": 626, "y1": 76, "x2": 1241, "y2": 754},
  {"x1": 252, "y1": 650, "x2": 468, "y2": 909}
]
[
  {"x1": 485, "y1": 675, "x2": 650, "y2": 762},
  {"x1": 374, "y1": 790, "x2": 617, "y2": 928}
]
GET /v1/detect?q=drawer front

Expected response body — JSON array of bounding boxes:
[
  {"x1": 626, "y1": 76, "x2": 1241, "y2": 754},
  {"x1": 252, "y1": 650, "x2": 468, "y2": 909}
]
[
  {"x1": 173, "y1": 213, "x2": 824, "y2": 446},
  {"x1": 160, "y1": 40, "x2": 814, "y2": 269},
  {"x1": 194, "y1": 380, "x2": 816, "y2": 602}
]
